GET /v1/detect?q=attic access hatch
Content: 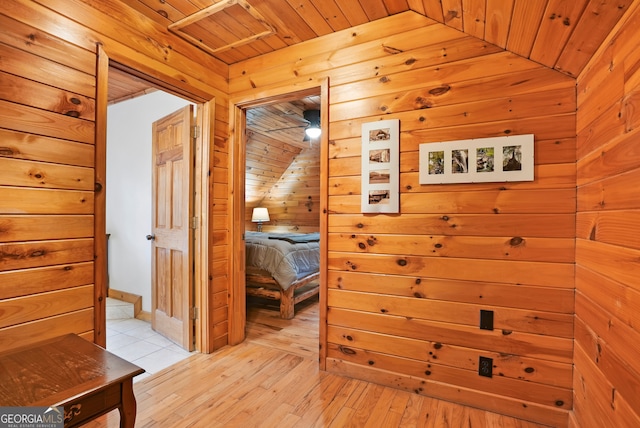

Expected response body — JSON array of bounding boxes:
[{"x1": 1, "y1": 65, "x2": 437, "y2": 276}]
[{"x1": 168, "y1": 0, "x2": 275, "y2": 55}]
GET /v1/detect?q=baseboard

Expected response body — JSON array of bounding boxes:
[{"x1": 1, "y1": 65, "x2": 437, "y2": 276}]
[
  {"x1": 137, "y1": 311, "x2": 152, "y2": 322},
  {"x1": 108, "y1": 288, "x2": 142, "y2": 318}
]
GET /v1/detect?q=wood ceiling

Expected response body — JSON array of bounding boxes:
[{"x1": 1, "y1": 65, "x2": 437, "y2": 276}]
[
  {"x1": 244, "y1": 95, "x2": 321, "y2": 206},
  {"x1": 111, "y1": 0, "x2": 635, "y2": 143},
  {"x1": 113, "y1": 0, "x2": 633, "y2": 207},
  {"x1": 246, "y1": 95, "x2": 321, "y2": 149},
  {"x1": 108, "y1": 67, "x2": 158, "y2": 105},
  {"x1": 123, "y1": 0, "x2": 632, "y2": 77}
]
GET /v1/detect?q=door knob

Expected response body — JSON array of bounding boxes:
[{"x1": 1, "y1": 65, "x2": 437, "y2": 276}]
[{"x1": 146, "y1": 234, "x2": 155, "y2": 241}]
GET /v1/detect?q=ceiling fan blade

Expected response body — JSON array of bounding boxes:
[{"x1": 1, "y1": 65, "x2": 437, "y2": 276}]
[{"x1": 265, "y1": 125, "x2": 308, "y2": 132}]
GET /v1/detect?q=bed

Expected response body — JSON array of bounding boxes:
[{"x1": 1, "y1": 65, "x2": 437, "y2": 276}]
[{"x1": 245, "y1": 231, "x2": 320, "y2": 319}]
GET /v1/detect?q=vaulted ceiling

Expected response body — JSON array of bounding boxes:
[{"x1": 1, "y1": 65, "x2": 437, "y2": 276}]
[
  {"x1": 112, "y1": 0, "x2": 636, "y2": 144},
  {"x1": 114, "y1": 0, "x2": 633, "y2": 206},
  {"x1": 123, "y1": 0, "x2": 632, "y2": 77},
  {"x1": 244, "y1": 95, "x2": 321, "y2": 206}
]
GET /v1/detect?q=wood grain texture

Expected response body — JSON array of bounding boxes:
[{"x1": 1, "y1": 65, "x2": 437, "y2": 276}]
[
  {"x1": 253, "y1": 144, "x2": 321, "y2": 233},
  {"x1": 0, "y1": 40, "x2": 95, "y2": 97},
  {"x1": 328, "y1": 232, "x2": 574, "y2": 262},
  {"x1": 328, "y1": 270, "x2": 575, "y2": 311},
  {"x1": 85, "y1": 301, "x2": 557, "y2": 428},
  {"x1": 326, "y1": 342, "x2": 572, "y2": 408},
  {"x1": 0, "y1": 158, "x2": 94, "y2": 191},
  {"x1": 327, "y1": 289, "x2": 574, "y2": 337},
  {"x1": 0, "y1": 188, "x2": 93, "y2": 215},
  {"x1": 0, "y1": 308, "x2": 94, "y2": 352},
  {"x1": 573, "y1": 342, "x2": 640, "y2": 428},
  {"x1": 507, "y1": 0, "x2": 547, "y2": 57},
  {"x1": 0, "y1": 239, "x2": 94, "y2": 272},
  {"x1": 0, "y1": 215, "x2": 93, "y2": 243},
  {"x1": 575, "y1": 292, "x2": 640, "y2": 411},
  {"x1": 328, "y1": 213, "x2": 576, "y2": 237},
  {"x1": 326, "y1": 326, "x2": 573, "y2": 387},
  {"x1": 0, "y1": 71, "x2": 95, "y2": 121},
  {"x1": 462, "y1": 0, "x2": 485, "y2": 39},
  {"x1": 484, "y1": 0, "x2": 514, "y2": 48},
  {"x1": 0, "y1": 0, "x2": 227, "y2": 354},
  {"x1": 229, "y1": 13, "x2": 576, "y2": 424},
  {"x1": 0, "y1": 129, "x2": 95, "y2": 168},
  {"x1": 0, "y1": 262, "x2": 93, "y2": 300},
  {"x1": 556, "y1": 0, "x2": 634, "y2": 77},
  {"x1": 4, "y1": 0, "x2": 640, "y2": 425},
  {"x1": 0, "y1": 100, "x2": 95, "y2": 144},
  {"x1": 0, "y1": 285, "x2": 93, "y2": 329},
  {"x1": 574, "y1": 3, "x2": 640, "y2": 425}
]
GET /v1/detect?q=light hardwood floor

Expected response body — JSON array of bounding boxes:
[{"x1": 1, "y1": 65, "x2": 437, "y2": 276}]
[{"x1": 88, "y1": 297, "x2": 552, "y2": 427}]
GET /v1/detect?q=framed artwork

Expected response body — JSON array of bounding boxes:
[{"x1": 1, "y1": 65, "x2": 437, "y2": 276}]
[
  {"x1": 361, "y1": 119, "x2": 400, "y2": 213},
  {"x1": 418, "y1": 134, "x2": 534, "y2": 184}
]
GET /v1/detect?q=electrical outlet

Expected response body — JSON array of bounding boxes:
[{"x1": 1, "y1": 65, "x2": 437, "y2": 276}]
[
  {"x1": 480, "y1": 310, "x2": 494, "y2": 330},
  {"x1": 479, "y1": 356, "x2": 493, "y2": 378}
]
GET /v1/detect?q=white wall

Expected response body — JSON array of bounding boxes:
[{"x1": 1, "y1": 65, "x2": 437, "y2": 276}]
[{"x1": 107, "y1": 91, "x2": 192, "y2": 313}]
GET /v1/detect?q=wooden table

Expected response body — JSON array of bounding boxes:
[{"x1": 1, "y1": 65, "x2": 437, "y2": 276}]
[{"x1": 0, "y1": 334, "x2": 144, "y2": 427}]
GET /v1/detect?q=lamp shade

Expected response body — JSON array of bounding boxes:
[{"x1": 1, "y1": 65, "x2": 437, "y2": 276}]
[{"x1": 251, "y1": 207, "x2": 270, "y2": 223}]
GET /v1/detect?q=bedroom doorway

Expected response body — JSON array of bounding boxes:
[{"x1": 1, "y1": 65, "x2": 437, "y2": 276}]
[
  {"x1": 229, "y1": 81, "x2": 329, "y2": 351},
  {"x1": 244, "y1": 96, "x2": 321, "y2": 315}
]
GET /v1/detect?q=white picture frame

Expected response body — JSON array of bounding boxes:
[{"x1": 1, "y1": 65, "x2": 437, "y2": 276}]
[
  {"x1": 418, "y1": 134, "x2": 534, "y2": 184},
  {"x1": 361, "y1": 119, "x2": 400, "y2": 213}
]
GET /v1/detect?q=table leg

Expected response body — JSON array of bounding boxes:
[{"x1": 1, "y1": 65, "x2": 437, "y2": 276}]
[{"x1": 119, "y1": 378, "x2": 137, "y2": 428}]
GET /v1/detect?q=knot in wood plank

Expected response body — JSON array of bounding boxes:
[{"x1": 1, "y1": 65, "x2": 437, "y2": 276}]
[
  {"x1": 0, "y1": 147, "x2": 18, "y2": 156},
  {"x1": 429, "y1": 85, "x2": 451, "y2": 96},
  {"x1": 509, "y1": 237, "x2": 524, "y2": 246},
  {"x1": 382, "y1": 45, "x2": 403, "y2": 55},
  {"x1": 338, "y1": 345, "x2": 356, "y2": 355}
]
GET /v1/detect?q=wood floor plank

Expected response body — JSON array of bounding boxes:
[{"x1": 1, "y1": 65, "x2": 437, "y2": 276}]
[
  {"x1": 328, "y1": 407, "x2": 356, "y2": 427},
  {"x1": 398, "y1": 393, "x2": 426, "y2": 426},
  {"x1": 364, "y1": 388, "x2": 400, "y2": 427},
  {"x1": 309, "y1": 378, "x2": 362, "y2": 428},
  {"x1": 86, "y1": 299, "x2": 554, "y2": 427}
]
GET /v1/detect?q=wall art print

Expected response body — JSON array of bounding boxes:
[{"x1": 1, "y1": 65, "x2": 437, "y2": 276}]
[
  {"x1": 361, "y1": 119, "x2": 400, "y2": 213},
  {"x1": 418, "y1": 134, "x2": 534, "y2": 184}
]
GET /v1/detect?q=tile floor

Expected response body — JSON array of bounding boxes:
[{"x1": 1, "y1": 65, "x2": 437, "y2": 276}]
[{"x1": 105, "y1": 297, "x2": 194, "y2": 382}]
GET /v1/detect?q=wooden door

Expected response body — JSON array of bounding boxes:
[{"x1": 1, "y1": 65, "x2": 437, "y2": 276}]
[{"x1": 151, "y1": 105, "x2": 194, "y2": 351}]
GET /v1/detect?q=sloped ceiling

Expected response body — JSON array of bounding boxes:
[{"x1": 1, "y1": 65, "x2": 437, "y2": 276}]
[
  {"x1": 124, "y1": 0, "x2": 633, "y2": 77},
  {"x1": 245, "y1": 95, "x2": 321, "y2": 206},
  {"x1": 114, "y1": 0, "x2": 635, "y2": 208}
]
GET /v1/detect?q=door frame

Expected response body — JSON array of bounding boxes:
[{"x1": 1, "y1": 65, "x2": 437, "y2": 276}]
[
  {"x1": 228, "y1": 78, "x2": 329, "y2": 367},
  {"x1": 95, "y1": 45, "x2": 214, "y2": 352}
]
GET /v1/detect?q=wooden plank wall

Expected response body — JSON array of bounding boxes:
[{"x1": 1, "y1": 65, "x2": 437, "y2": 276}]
[
  {"x1": 0, "y1": 0, "x2": 229, "y2": 351},
  {"x1": 230, "y1": 11, "x2": 576, "y2": 427},
  {"x1": 245, "y1": 134, "x2": 320, "y2": 233},
  {"x1": 573, "y1": 2, "x2": 640, "y2": 427}
]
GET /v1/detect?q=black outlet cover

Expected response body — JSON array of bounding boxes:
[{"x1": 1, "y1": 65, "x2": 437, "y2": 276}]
[
  {"x1": 480, "y1": 310, "x2": 494, "y2": 330},
  {"x1": 479, "y1": 356, "x2": 493, "y2": 378}
]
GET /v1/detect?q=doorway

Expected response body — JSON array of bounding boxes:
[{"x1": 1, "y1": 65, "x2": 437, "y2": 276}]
[
  {"x1": 100, "y1": 63, "x2": 209, "y2": 376},
  {"x1": 229, "y1": 81, "x2": 329, "y2": 354},
  {"x1": 105, "y1": 85, "x2": 194, "y2": 329},
  {"x1": 104, "y1": 77, "x2": 195, "y2": 374},
  {"x1": 244, "y1": 96, "x2": 322, "y2": 321}
]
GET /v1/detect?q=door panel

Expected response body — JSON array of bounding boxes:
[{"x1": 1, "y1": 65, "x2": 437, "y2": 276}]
[{"x1": 151, "y1": 105, "x2": 194, "y2": 351}]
